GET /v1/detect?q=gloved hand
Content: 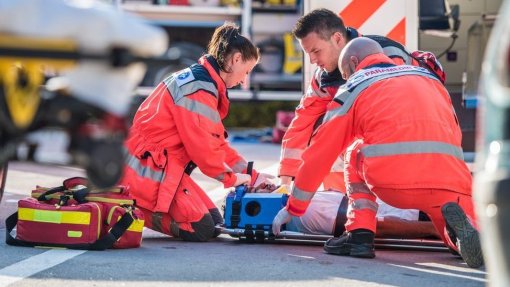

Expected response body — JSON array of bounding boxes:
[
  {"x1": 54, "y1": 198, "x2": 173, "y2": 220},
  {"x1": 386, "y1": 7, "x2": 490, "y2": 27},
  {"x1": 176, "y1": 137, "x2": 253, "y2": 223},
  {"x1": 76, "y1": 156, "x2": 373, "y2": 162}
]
[
  {"x1": 234, "y1": 173, "x2": 251, "y2": 187},
  {"x1": 279, "y1": 175, "x2": 293, "y2": 186},
  {"x1": 272, "y1": 184, "x2": 290, "y2": 195},
  {"x1": 253, "y1": 172, "x2": 275, "y2": 188},
  {"x1": 272, "y1": 208, "x2": 292, "y2": 236}
]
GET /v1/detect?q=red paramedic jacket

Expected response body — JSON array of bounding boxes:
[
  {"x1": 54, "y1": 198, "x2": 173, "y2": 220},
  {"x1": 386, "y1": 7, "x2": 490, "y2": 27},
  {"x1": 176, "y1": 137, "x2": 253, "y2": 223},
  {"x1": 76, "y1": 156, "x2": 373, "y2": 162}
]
[
  {"x1": 121, "y1": 55, "x2": 254, "y2": 213},
  {"x1": 279, "y1": 28, "x2": 421, "y2": 179},
  {"x1": 287, "y1": 53, "x2": 471, "y2": 216}
]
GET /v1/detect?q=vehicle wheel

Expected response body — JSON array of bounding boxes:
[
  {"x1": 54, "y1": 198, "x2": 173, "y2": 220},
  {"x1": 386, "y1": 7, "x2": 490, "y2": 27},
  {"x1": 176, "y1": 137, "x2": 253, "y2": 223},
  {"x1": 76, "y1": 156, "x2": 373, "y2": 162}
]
[{"x1": 141, "y1": 42, "x2": 205, "y2": 86}]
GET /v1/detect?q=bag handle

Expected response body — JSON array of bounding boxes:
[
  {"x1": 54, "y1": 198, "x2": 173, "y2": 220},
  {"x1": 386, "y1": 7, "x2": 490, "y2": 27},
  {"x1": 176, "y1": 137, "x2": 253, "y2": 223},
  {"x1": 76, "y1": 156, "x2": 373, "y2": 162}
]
[{"x1": 5, "y1": 209, "x2": 134, "y2": 251}]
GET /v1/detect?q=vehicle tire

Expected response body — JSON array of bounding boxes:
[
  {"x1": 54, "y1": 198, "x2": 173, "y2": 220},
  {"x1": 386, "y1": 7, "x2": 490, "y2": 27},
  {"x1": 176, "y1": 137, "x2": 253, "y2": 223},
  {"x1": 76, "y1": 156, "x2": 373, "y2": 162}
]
[{"x1": 141, "y1": 42, "x2": 205, "y2": 86}]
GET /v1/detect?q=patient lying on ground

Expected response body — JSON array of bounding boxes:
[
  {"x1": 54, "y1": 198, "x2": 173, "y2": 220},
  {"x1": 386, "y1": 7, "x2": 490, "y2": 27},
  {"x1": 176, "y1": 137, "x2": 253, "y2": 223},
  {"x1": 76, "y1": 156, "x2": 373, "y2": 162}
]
[{"x1": 286, "y1": 191, "x2": 439, "y2": 239}]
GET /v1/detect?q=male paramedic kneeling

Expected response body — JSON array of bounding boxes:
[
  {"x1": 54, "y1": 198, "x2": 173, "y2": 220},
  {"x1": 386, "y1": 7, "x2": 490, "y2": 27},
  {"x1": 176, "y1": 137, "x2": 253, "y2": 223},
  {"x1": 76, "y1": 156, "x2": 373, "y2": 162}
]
[
  {"x1": 273, "y1": 38, "x2": 483, "y2": 268},
  {"x1": 278, "y1": 9, "x2": 445, "y2": 192},
  {"x1": 121, "y1": 22, "x2": 273, "y2": 242}
]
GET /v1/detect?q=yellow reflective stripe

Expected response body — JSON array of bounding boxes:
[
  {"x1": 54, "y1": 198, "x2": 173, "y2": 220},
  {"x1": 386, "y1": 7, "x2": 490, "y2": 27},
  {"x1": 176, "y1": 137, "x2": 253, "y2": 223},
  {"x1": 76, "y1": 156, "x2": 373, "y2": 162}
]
[
  {"x1": 18, "y1": 207, "x2": 91, "y2": 225},
  {"x1": 127, "y1": 218, "x2": 144, "y2": 232},
  {"x1": 67, "y1": 231, "x2": 83, "y2": 238},
  {"x1": 291, "y1": 187, "x2": 314, "y2": 202},
  {"x1": 30, "y1": 192, "x2": 134, "y2": 205},
  {"x1": 361, "y1": 141, "x2": 464, "y2": 160},
  {"x1": 108, "y1": 206, "x2": 144, "y2": 233},
  {"x1": 85, "y1": 197, "x2": 134, "y2": 205},
  {"x1": 282, "y1": 148, "x2": 303, "y2": 160}
]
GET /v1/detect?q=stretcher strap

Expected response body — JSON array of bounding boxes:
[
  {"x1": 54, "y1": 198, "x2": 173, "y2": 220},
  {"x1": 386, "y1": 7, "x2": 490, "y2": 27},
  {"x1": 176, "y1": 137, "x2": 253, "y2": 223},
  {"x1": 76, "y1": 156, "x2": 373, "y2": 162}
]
[{"x1": 5, "y1": 210, "x2": 134, "y2": 250}]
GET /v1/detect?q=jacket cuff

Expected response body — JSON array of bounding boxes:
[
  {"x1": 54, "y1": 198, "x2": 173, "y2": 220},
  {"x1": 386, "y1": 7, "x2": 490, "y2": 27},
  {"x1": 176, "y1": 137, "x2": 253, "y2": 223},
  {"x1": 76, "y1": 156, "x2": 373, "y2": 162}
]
[{"x1": 222, "y1": 173, "x2": 237, "y2": 188}]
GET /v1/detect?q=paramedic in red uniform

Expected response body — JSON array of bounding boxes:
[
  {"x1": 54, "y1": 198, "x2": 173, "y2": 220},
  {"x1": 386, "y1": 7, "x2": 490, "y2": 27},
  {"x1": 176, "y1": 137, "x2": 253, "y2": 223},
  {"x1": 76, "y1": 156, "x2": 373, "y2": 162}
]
[
  {"x1": 121, "y1": 22, "x2": 273, "y2": 242},
  {"x1": 273, "y1": 38, "x2": 483, "y2": 268},
  {"x1": 278, "y1": 8, "x2": 445, "y2": 192}
]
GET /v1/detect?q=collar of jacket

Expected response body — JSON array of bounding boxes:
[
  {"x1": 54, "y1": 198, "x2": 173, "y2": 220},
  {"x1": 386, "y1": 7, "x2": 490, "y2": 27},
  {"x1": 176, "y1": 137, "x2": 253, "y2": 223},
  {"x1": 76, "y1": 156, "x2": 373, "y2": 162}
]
[
  {"x1": 320, "y1": 68, "x2": 345, "y2": 89},
  {"x1": 199, "y1": 55, "x2": 230, "y2": 120},
  {"x1": 355, "y1": 53, "x2": 394, "y2": 71},
  {"x1": 346, "y1": 27, "x2": 361, "y2": 41}
]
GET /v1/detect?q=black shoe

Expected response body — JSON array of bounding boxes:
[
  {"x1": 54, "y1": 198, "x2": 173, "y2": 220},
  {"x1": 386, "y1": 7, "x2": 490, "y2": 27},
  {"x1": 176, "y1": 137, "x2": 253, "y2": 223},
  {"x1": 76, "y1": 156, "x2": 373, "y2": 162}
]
[
  {"x1": 442, "y1": 202, "x2": 484, "y2": 268},
  {"x1": 323, "y1": 229, "x2": 375, "y2": 258}
]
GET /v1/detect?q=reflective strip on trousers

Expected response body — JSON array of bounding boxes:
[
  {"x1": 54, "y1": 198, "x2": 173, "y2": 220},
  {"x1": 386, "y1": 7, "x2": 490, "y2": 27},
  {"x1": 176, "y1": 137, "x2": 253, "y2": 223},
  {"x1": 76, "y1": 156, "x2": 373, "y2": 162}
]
[
  {"x1": 383, "y1": 46, "x2": 413, "y2": 65},
  {"x1": 348, "y1": 198, "x2": 379, "y2": 213},
  {"x1": 324, "y1": 66, "x2": 440, "y2": 122},
  {"x1": 282, "y1": 148, "x2": 304, "y2": 160},
  {"x1": 347, "y1": 182, "x2": 372, "y2": 196},
  {"x1": 361, "y1": 141, "x2": 464, "y2": 161},
  {"x1": 291, "y1": 186, "x2": 315, "y2": 202},
  {"x1": 125, "y1": 151, "x2": 165, "y2": 182}
]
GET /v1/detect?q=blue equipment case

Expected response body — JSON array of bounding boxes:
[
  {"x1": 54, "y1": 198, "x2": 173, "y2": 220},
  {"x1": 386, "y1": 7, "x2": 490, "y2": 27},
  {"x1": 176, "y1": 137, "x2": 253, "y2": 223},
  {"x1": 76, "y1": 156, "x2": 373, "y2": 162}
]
[{"x1": 223, "y1": 185, "x2": 288, "y2": 233}]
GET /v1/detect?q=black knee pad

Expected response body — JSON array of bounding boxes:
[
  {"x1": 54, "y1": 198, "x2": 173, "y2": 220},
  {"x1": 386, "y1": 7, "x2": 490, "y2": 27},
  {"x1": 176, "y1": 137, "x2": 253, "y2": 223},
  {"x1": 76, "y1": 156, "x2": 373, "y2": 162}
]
[{"x1": 178, "y1": 213, "x2": 216, "y2": 242}]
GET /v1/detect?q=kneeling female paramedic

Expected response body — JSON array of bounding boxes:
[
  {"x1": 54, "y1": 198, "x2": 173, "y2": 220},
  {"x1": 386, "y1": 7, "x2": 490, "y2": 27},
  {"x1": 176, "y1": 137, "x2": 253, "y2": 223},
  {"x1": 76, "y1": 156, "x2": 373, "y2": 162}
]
[{"x1": 121, "y1": 22, "x2": 272, "y2": 241}]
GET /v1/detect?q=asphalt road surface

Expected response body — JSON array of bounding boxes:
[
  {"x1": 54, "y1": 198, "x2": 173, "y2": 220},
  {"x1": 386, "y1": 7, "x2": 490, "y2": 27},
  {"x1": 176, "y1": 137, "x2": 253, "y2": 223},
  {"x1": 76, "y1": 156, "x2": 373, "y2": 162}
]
[{"x1": 0, "y1": 143, "x2": 486, "y2": 287}]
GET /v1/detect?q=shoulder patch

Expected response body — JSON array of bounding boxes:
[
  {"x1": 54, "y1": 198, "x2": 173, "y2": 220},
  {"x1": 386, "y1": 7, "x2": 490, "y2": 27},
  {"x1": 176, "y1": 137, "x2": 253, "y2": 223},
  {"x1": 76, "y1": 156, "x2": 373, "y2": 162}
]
[{"x1": 175, "y1": 68, "x2": 195, "y2": 87}]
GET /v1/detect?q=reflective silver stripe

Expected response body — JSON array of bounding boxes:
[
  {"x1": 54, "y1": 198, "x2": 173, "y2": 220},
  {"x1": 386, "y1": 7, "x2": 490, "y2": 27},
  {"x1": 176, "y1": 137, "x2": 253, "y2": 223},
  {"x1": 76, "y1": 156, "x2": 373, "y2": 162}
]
[
  {"x1": 383, "y1": 46, "x2": 413, "y2": 65},
  {"x1": 291, "y1": 187, "x2": 315, "y2": 202},
  {"x1": 232, "y1": 159, "x2": 247, "y2": 173},
  {"x1": 164, "y1": 76, "x2": 220, "y2": 123},
  {"x1": 348, "y1": 198, "x2": 379, "y2": 212},
  {"x1": 125, "y1": 151, "x2": 165, "y2": 182},
  {"x1": 325, "y1": 67, "x2": 439, "y2": 122},
  {"x1": 180, "y1": 81, "x2": 218, "y2": 98},
  {"x1": 361, "y1": 141, "x2": 464, "y2": 160},
  {"x1": 346, "y1": 182, "x2": 372, "y2": 196},
  {"x1": 165, "y1": 76, "x2": 218, "y2": 102},
  {"x1": 174, "y1": 97, "x2": 221, "y2": 123},
  {"x1": 282, "y1": 148, "x2": 304, "y2": 160}
]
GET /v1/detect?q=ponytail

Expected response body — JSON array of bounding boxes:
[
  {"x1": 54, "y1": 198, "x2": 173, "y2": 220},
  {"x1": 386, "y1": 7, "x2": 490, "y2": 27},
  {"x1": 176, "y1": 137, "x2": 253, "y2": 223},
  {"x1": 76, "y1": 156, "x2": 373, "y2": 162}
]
[{"x1": 208, "y1": 22, "x2": 259, "y2": 72}]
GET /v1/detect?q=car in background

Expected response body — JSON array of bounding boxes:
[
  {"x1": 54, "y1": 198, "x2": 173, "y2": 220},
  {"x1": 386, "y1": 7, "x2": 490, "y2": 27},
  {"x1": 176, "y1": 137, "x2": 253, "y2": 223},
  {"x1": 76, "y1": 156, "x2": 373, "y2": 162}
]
[{"x1": 473, "y1": 0, "x2": 510, "y2": 286}]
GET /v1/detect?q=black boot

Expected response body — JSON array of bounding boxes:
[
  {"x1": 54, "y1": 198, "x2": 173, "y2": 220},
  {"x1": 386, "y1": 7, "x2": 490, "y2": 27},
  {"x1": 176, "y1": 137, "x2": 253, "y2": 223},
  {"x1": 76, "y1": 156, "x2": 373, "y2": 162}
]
[
  {"x1": 323, "y1": 229, "x2": 375, "y2": 258},
  {"x1": 442, "y1": 202, "x2": 484, "y2": 268}
]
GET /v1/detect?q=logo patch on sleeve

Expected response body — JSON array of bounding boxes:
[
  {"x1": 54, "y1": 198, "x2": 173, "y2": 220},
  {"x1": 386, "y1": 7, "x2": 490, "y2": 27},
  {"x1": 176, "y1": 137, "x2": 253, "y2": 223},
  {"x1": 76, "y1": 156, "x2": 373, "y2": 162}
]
[{"x1": 175, "y1": 68, "x2": 195, "y2": 87}]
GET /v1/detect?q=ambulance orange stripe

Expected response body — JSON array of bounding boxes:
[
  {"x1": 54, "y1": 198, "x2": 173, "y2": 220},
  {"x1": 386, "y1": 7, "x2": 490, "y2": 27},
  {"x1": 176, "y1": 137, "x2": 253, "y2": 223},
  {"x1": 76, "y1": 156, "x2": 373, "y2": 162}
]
[
  {"x1": 339, "y1": 0, "x2": 387, "y2": 29},
  {"x1": 386, "y1": 18, "x2": 406, "y2": 46}
]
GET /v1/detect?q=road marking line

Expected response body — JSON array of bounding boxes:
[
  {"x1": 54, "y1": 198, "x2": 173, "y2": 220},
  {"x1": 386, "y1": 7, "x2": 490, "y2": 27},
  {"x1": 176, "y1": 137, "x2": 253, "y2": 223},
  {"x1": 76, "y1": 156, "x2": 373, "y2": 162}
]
[
  {"x1": 0, "y1": 249, "x2": 86, "y2": 286},
  {"x1": 389, "y1": 263, "x2": 487, "y2": 282}
]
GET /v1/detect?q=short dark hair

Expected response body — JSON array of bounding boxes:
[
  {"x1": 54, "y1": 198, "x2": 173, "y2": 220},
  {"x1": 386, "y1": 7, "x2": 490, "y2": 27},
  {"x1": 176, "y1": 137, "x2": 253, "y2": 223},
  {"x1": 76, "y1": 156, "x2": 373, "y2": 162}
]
[
  {"x1": 207, "y1": 22, "x2": 260, "y2": 72},
  {"x1": 293, "y1": 8, "x2": 346, "y2": 41}
]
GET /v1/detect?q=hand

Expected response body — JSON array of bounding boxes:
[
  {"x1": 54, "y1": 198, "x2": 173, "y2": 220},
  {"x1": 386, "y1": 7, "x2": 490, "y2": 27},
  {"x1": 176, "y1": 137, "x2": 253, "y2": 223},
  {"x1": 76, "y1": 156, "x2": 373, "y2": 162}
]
[
  {"x1": 234, "y1": 173, "x2": 251, "y2": 187},
  {"x1": 252, "y1": 183, "x2": 278, "y2": 193},
  {"x1": 272, "y1": 208, "x2": 292, "y2": 236},
  {"x1": 272, "y1": 184, "x2": 290, "y2": 195},
  {"x1": 253, "y1": 172, "x2": 275, "y2": 188},
  {"x1": 279, "y1": 175, "x2": 292, "y2": 186}
]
